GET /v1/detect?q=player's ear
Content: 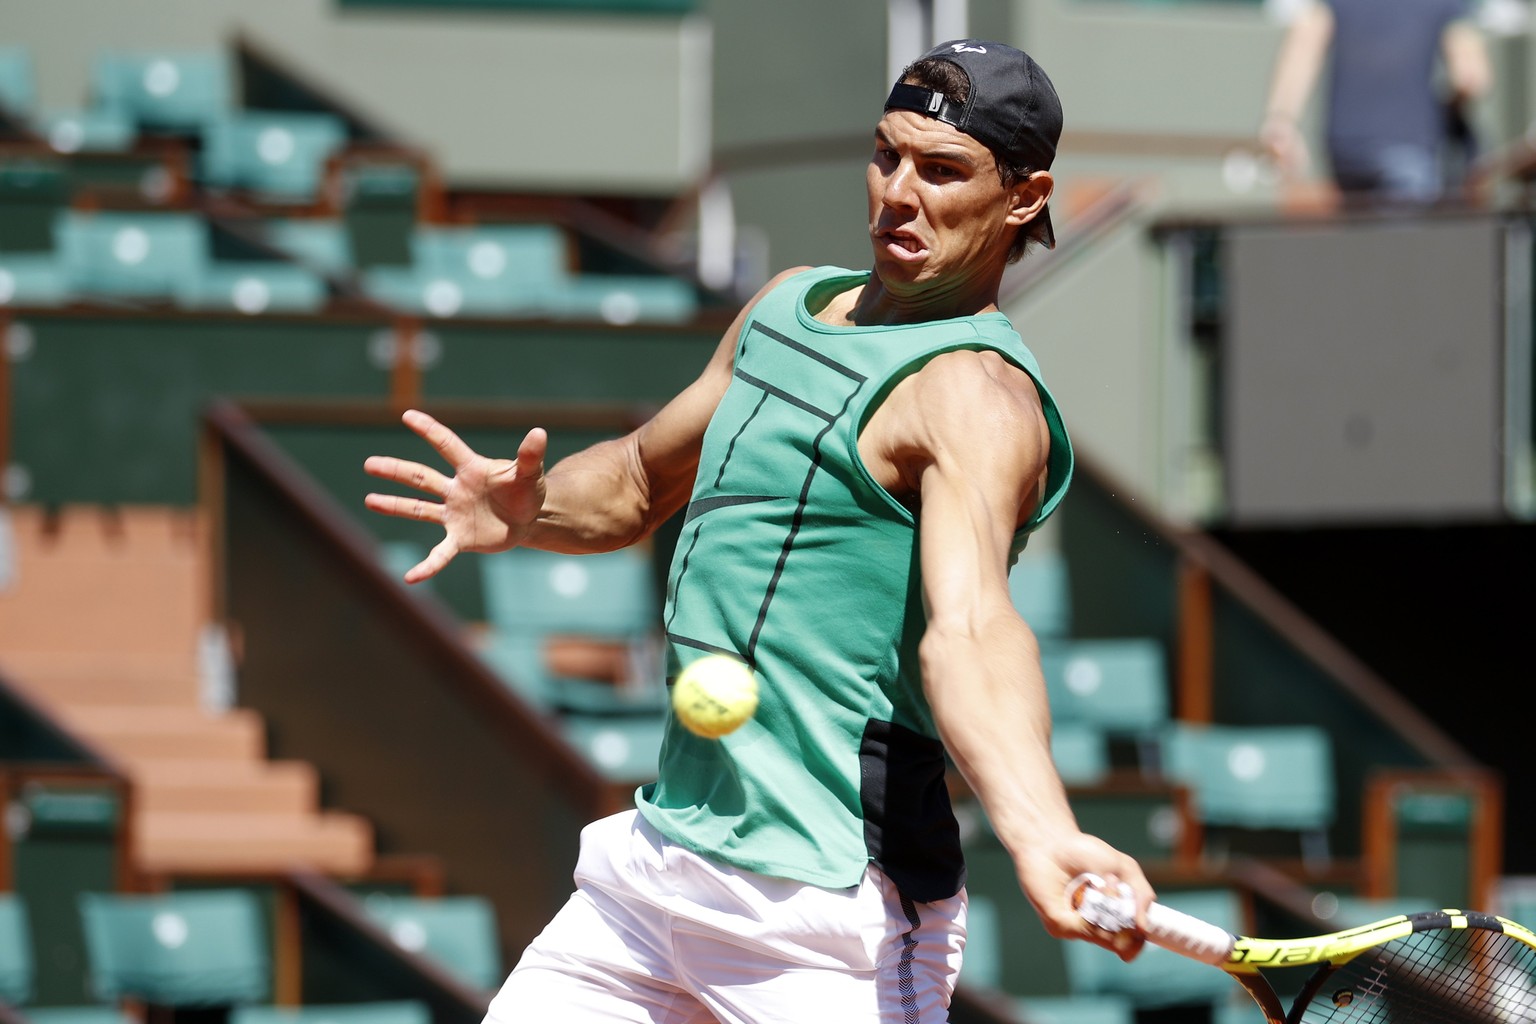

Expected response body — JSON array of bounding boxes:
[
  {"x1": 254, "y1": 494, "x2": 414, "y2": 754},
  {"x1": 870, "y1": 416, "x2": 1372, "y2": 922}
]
[{"x1": 1006, "y1": 170, "x2": 1053, "y2": 228}]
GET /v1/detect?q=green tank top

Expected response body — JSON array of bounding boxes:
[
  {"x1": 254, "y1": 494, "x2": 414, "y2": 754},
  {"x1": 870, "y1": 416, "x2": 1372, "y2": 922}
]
[{"x1": 636, "y1": 266, "x2": 1073, "y2": 901}]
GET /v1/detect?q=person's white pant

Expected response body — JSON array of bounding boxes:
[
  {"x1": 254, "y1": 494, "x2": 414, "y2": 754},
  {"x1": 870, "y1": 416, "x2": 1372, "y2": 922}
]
[{"x1": 484, "y1": 809, "x2": 967, "y2": 1023}]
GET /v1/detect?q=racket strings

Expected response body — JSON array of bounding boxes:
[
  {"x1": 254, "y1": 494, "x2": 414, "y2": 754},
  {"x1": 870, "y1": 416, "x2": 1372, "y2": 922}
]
[{"x1": 1296, "y1": 926, "x2": 1536, "y2": 1023}]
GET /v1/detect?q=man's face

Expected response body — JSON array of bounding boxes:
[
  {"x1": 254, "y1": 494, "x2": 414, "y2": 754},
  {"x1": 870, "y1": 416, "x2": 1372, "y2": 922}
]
[{"x1": 866, "y1": 110, "x2": 1039, "y2": 295}]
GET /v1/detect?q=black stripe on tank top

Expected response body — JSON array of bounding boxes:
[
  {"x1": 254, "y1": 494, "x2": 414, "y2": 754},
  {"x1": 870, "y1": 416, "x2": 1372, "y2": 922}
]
[{"x1": 744, "y1": 381, "x2": 863, "y2": 662}]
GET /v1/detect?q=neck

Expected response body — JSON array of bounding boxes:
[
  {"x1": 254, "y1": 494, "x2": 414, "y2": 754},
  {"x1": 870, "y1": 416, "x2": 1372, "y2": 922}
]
[{"x1": 840, "y1": 268, "x2": 1003, "y2": 326}]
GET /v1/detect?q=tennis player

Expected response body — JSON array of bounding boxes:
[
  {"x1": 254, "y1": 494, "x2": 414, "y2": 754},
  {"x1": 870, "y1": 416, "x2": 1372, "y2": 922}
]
[{"x1": 365, "y1": 39, "x2": 1154, "y2": 1023}]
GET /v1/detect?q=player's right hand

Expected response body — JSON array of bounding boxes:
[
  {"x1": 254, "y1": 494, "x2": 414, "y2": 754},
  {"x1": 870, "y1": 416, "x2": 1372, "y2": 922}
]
[{"x1": 363, "y1": 409, "x2": 548, "y2": 583}]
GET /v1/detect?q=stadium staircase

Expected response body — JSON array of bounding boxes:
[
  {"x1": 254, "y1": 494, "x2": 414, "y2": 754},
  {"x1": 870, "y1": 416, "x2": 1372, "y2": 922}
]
[{"x1": 0, "y1": 503, "x2": 374, "y2": 878}]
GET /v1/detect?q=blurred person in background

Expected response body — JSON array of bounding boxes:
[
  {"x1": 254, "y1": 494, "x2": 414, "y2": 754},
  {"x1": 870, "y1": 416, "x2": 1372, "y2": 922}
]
[{"x1": 1260, "y1": 0, "x2": 1492, "y2": 206}]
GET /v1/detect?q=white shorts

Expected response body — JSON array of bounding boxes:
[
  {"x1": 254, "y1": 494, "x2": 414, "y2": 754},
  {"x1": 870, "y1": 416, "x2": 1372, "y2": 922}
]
[{"x1": 483, "y1": 809, "x2": 967, "y2": 1023}]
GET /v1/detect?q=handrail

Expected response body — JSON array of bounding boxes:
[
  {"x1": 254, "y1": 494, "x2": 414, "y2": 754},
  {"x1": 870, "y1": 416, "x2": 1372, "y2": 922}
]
[
  {"x1": 285, "y1": 869, "x2": 491, "y2": 1023},
  {"x1": 201, "y1": 398, "x2": 618, "y2": 811},
  {"x1": 1072, "y1": 450, "x2": 1478, "y2": 769}
]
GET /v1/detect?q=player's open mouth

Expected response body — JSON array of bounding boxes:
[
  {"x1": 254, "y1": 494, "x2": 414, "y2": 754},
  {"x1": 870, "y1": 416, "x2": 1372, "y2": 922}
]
[{"x1": 878, "y1": 230, "x2": 929, "y2": 261}]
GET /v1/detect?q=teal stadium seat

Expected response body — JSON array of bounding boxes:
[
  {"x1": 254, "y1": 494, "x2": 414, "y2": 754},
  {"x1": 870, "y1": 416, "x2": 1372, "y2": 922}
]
[
  {"x1": 1008, "y1": 548, "x2": 1071, "y2": 642},
  {"x1": 0, "y1": 252, "x2": 69, "y2": 307},
  {"x1": 55, "y1": 210, "x2": 209, "y2": 300},
  {"x1": 363, "y1": 224, "x2": 569, "y2": 318},
  {"x1": 38, "y1": 109, "x2": 137, "y2": 154},
  {"x1": 1040, "y1": 637, "x2": 1169, "y2": 771},
  {"x1": 0, "y1": 893, "x2": 135, "y2": 1022},
  {"x1": 0, "y1": 46, "x2": 37, "y2": 120},
  {"x1": 1016, "y1": 996, "x2": 1136, "y2": 1024},
  {"x1": 229, "y1": 1003, "x2": 432, "y2": 1024},
  {"x1": 91, "y1": 50, "x2": 233, "y2": 131},
  {"x1": 1159, "y1": 723, "x2": 1335, "y2": 863},
  {"x1": 176, "y1": 261, "x2": 329, "y2": 314},
  {"x1": 0, "y1": 892, "x2": 33, "y2": 1006},
  {"x1": 552, "y1": 274, "x2": 698, "y2": 325},
  {"x1": 558, "y1": 711, "x2": 667, "y2": 784},
  {"x1": 359, "y1": 893, "x2": 503, "y2": 991},
  {"x1": 201, "y1": 111, "x2": 349, "y2": 203},
  {"x1": 259, "y1": 218, "x2": 355, "y2": 277},
  {"x1": 479, "y1": 547, "x2": 666, "y2": 715},
  {"x1": 1051, "y1": 722, "x2": 1111, "y2": 786},
  {"x1": 78, "y1": 889, "x2": 270, "y2": 1007}
]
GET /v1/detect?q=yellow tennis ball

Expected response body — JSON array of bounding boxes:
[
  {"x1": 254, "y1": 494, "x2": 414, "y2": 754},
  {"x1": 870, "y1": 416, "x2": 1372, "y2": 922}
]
[{"x1": 672, "y1": 654, "x2": 759, "y2": 739}]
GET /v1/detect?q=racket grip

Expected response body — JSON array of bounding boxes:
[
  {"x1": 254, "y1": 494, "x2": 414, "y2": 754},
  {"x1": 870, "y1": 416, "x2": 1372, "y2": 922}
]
[{"x1": 1068, "y1": 873, "x2": 1236, "y2": 965}]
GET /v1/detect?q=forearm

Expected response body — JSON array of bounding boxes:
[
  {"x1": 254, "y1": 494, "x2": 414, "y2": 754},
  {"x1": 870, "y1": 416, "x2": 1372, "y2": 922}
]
[
  {"x1": 922, "y1": 612, "x2": 1080, "y2": 858},
  {"x1": 524, "y1": 435, "x2": 680, "y2": 554}
]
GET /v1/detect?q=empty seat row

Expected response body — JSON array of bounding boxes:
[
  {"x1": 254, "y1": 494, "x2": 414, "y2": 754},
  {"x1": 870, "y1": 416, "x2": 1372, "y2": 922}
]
[
  {"x1": 361, "y1": 222, "x2": 698, "y2": 324},
  {"x1": 0, "y1": 887, "x2": 502, "y2": 1020},
  {"x1": 0, "y1": 46, "x2": 347, "y2": 204},
  {"x1": 0, "y1": 208, "x2": 700, "y2": 324}
]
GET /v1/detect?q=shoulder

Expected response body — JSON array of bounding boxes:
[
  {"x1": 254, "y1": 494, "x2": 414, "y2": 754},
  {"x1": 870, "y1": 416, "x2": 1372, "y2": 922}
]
[
  {"x1": 907, "y1": 349, "x2": 1046, "y2": 428},
  {"x1": 891, "y1": 348, "x2": 1050, "y2": 478}
]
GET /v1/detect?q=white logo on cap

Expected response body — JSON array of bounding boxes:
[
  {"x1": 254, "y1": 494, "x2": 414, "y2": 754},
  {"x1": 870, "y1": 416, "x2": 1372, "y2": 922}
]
[{"x1": 950, "y1": 43, "x2": 987, "y2": 54}]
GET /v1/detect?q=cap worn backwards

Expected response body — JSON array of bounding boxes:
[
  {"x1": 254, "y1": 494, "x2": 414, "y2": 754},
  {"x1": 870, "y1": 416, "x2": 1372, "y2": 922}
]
[{"x1": 885, "y1": 39, "x2": 1063, "y2": 248}]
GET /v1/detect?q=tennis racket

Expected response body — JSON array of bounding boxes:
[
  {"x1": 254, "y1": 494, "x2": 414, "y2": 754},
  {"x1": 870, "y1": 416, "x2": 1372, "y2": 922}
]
[{"x1": 1068, "y1": 872, "x2": 1536, "y2": 1023}]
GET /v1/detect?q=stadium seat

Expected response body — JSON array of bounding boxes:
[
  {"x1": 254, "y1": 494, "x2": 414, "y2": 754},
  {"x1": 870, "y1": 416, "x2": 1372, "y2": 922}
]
[
  {"x1": 359, "y1": 893, "x2": 503, "y2": 991},
  {"x1": 78, "y1": 889, "x2": 270, "y2": 1007},
  {"x1": 1051, "y1": 722, "x2": 1111, "y2": 786},
  {"x1": 1008, "y1": 548, "x2": 1071, "y2": 642},
  {"x1": 258, "y1": 218, "x2": 355, "y2": 276},
  {"x1": 91, "y1": 50, "x2": 233, "y2": 132},
  {"x1": 38, "y1": 109, "x2": 137, "y2": 154},
  {"x1": 0, "y1": 252, "x2": 69, "y2": 306},
  {"x1": 0, "y1": 892, "x2": 32, "y2": 1005},
  {"x1": 230, "y1": 1003, "x2": 432, "y2": 1024},
  {"x1": 1015, "y1": 995, "x2": 1136, "y2": 1024},
  {"x1": 481, "y1": 547, "x2": 658, "y2": 639},
  {"x1": 0, "y1": 46, "x2": 37, "y2": 120},
  {"x1": 1158, "y1": 723, "x2": 1336, "y2": 864},
  {"x1": 176, "y1": 261, "x2": 329, "y2": 314},
  {"x1": 1062, "y1": 887, "x2": 1243, "y2": 1010},
  {"x1": 201, "y1": 111, "x2": 349, "y2": 203},
  {"x1": 0, "y1": 893, "x2": 135, "y2": 1022},
  {"x1": 558, "y1": 711, "x2": 667, "y2": 784},
  {"x1": 54, "y1": 210, "x2": 210, "y2": 300},
  {"x1": 1040, "y1": 637, "x2": 1169, "y2": 771},
  {"x1": 479, "y1": 547, "x2": 666, "y2": 715},
  {"x1": 363, "y1": 224, "x2": 569, "y2": 318},
  {"x1": 551, "y1": 274, "x2": 698, "y2": 325}
]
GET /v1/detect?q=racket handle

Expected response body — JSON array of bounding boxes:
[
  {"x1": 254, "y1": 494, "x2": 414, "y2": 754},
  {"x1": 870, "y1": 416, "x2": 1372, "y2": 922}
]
[{"x1": 1067, "y1": 873, "x2": 1237, "y2": 965}]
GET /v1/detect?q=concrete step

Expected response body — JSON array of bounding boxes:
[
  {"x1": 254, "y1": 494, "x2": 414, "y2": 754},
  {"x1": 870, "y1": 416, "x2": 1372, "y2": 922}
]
[
  {"x1": 135, "y1": 810, "x2": 375, "y2": 876},
  {"x1": 64, "y1": 705, "x2": 267, "y2": 762},
  {"x1": 128, "y1": 759, "x2": 319, "y2": 816}
]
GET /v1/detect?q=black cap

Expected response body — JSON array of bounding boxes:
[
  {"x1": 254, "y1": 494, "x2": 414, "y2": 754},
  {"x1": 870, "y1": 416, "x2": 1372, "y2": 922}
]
[{"x1": 885, "y1": 39, "x2": 1062, "y2": 248}]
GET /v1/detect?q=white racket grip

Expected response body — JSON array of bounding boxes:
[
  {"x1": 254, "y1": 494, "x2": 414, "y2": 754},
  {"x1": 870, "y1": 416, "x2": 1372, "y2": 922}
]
[
  {"x1": 1141, "y1": 900, "x2": 1237, "y2": 965},
  {"x1": 1068, "y1": 873, "x2": 1236, "y2": 966}
]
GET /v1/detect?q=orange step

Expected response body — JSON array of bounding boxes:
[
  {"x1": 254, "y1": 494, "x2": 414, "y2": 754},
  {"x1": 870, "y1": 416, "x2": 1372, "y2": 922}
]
[
  {"x1": 62, "y1": 705, "x2": 267, "y2": 762},
  {"x1": 127, "y1": 759, "x2": 319, "y2": 816},
  {"x1": 135, "y1": 811, "x2": 375, "y2": 876}
]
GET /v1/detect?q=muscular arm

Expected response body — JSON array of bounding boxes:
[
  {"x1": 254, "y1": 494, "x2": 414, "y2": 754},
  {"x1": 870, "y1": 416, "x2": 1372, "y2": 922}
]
[
  {"x1": 879, "y1": 350, "x2": 1152, "y2": 955},
  {"x1": 364, "y1": 267, "x2": 808, "y2": 576}
]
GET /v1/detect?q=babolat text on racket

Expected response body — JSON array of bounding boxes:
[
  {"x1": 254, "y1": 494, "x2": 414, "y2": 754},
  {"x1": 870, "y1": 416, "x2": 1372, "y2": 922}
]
[{"x1": 1068, "y1": 872, "x2": 1536, "y2": 1023}]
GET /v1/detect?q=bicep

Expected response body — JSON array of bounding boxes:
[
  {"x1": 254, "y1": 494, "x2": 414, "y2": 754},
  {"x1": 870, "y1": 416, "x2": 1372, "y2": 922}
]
[{"x1": 911, "y1": 358, "x2": 1050, "y2": 633}]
